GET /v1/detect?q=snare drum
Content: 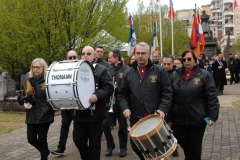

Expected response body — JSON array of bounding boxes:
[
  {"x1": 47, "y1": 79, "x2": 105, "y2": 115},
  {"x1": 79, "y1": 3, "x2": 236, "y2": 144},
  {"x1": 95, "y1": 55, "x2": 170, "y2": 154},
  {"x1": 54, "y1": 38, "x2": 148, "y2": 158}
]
[
  {"x1": 45, "y1": 60, "x2": 95, "y2": 110},
  {"x1": 130, "y1": 114, "x2": 177, "y2": 159}
]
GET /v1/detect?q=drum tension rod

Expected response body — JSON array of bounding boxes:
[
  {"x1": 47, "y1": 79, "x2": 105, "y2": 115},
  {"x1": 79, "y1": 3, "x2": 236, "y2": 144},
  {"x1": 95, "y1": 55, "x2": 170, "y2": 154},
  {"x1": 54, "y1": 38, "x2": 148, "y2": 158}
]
[
  {"x1": 162, "y1": 142, "x2": 167, "y2": 146},
  {"x1": 154, "y1": 147, "x2": 159, "y2": 152}
]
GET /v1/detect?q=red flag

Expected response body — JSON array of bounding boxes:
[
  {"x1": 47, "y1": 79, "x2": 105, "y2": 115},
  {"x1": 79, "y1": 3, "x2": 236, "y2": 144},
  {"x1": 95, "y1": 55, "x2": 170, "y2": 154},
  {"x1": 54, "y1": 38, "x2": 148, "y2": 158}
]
[
  {"x1": 234, "y1": 0, "x2": 239, "y2": 9},
  {"x1": 168, "y1": 0, "x2": 175, "y2": 19},
  {"x1": 190, "y1": 12, "x2": 205, "y2": 58}
]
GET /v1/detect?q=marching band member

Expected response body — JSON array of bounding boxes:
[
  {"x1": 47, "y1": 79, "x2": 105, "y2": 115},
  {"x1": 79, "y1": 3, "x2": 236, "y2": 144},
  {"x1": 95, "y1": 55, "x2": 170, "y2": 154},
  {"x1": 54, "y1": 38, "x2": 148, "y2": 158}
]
[
  {"x1": 72, "y1": 46, "x2": 113, "y2": 160},
  {"x1": 51, "y1": 50, "x2": 78, "y2": 155},
  {"x1": 17, "y1": 58, "x2": 54, "y2": 160},
  {"x1": 171, "y1": 50, "x2": 219, "y2": 160},
  {"x1": 102, "y1": 49, "x2": 129, "y2": 157},
  {"x1": 117, "y1": 42, "x2": 172, "y2": 160}
]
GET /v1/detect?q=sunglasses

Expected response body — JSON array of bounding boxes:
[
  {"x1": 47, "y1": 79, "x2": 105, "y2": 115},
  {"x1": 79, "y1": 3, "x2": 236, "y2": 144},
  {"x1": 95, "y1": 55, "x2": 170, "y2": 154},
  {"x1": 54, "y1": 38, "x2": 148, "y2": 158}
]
[
  {"x1": 68, "y1": 56, "x2": 77, "y2": 60},
  {"x1": 81, "y1": 52, "x2": 92, "y2": 56},
  {"x1": 182, "y1": 57, "x2": 192, "y2": 62}
]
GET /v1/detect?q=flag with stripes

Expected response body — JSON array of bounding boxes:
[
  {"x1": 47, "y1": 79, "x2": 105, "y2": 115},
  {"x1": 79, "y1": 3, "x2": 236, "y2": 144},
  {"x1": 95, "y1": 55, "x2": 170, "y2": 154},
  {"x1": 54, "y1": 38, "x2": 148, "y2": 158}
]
[
  {"x1": 234, "y1": 0, "x2": 239, "y2": 9},
  {"x1": 127, "y1": 16, "x2": 136, "y2": 57},
  {"x1": 190, "y1": 12, "x2": 205, "y2": 57},
  {"x1": 152, "y1": 20, "x2": 159, "y2": 53},
  {"x1": 168, "y1": 0, "x2": 175, "y2": 19}
]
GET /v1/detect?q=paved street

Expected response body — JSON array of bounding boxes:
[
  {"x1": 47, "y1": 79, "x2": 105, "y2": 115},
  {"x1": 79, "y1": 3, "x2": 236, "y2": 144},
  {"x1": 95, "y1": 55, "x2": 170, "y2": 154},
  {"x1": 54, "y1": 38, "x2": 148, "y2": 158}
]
[{"x1": 0, "y1": 83, "x2": 240, "y2": 160}]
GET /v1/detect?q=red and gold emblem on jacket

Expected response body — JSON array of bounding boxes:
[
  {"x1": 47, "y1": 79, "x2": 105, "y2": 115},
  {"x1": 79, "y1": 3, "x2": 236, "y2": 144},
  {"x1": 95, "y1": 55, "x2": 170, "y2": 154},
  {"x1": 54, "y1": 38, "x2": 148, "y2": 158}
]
[
  {"x1": 118, "y1": 72, "x2": 124, "y2": 79},
  {"x1": 150, "y1": 75, "x2": 157, "y2": 83},
  {"x1": 193, "y1": 78, "x2": 200, "y2": 84}
]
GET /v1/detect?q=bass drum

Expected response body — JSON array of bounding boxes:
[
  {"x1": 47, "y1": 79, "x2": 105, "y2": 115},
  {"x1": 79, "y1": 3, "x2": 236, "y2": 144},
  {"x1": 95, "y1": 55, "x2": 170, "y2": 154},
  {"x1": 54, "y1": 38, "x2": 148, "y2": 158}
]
[{"x1": 45, "y1": 60, "x2": 95, "y2": 110}]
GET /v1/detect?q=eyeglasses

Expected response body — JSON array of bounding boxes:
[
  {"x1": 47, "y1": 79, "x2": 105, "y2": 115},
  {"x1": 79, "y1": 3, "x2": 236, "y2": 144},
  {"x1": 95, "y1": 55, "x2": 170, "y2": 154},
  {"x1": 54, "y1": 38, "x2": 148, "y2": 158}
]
[
  {"x1": 32, "y1": 66, "x2": 42, "y2": 69},
  {"x1": 182, "y1": 57, "x2": 192, "y2": 62},
  {"x1": 81, "y1": 52, "x2": 92, "y2": 56},
  {"x1": 68, "y1": 56, "x2": 77, "y2": 60},
  {"x1": 163, "y1": 63, "x2": 172, "y2": 66},
  {"x1": 136, "y1": 52, "x2": 147, "y2": 56}
]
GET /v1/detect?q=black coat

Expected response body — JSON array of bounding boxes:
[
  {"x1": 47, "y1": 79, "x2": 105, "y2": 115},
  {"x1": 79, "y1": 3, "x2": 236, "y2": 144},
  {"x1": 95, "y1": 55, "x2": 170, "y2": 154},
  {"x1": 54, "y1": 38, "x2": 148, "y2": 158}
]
[
  {"x1": 171, "y1": 67, "x2": 219, "y2": 126},
  {"x1": 17, "y1": 74, "x2": 54, "y2": 124},
  {"x1": 118, "y1": 60, "x2": 172, "y2": 125},
  {"x1": 212, "y1": 60, "x2": 227, "y2": 85},
  {"x1": 73, "y1": 63, "x2": 113, "y2": 122},
  {"x1": 108, "y1": 63, "x2": 129, "y2": 112}
]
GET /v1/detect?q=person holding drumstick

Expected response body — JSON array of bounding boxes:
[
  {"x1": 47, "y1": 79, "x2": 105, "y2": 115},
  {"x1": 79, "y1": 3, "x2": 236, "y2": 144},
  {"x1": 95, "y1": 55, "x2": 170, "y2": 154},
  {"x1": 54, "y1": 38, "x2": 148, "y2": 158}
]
[
  {"x1": 72, "y1": 46, "x2": 113, "y2": 160},
  {"x1": 170, "y1": 50, "x2": 219, "y2": 160},
  {"x1": 117, "y1": 42, "x2": 172, "y2": 160},
  {"x1": 51, "y1": 50, "x2": 79, "y2": 156}
]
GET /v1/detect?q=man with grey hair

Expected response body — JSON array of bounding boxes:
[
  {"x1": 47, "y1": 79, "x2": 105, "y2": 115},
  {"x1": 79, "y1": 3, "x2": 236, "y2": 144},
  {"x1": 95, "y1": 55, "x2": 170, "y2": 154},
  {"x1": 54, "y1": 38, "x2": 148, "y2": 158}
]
[
  {"x1": 72, "y1": 46, "x2": 113, "y2": 160},
  {"x1": 118, "y1": 42, "x2": 172, "y2": 160}
]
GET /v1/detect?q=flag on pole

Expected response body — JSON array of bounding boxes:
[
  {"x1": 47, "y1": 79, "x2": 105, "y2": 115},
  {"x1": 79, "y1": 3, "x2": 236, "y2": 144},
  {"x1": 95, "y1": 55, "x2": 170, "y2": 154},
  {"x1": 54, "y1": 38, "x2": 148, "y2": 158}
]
[
  {"x1": 190, "y1": 11, "x2": 205, "y2": 58},
  {"x1": 127, "y1": 15, "x2": 136, "y2": 57},
  {"x1": 234, "y1": 0, "x2": 239, "y2": 9},
  {"x1": 152, "y1": 20, "x2": 159, "y2": 53},
  {"x1": 168, "y1": 0, "x2": 175, "y2": 19}
]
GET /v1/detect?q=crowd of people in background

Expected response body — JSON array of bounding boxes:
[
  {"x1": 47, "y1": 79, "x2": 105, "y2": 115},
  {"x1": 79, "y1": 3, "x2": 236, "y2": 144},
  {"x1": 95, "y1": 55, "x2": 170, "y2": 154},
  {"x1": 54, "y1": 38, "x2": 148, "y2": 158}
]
[{"x1": 19, "y1": 41, "x2": 240, "y2": 159}]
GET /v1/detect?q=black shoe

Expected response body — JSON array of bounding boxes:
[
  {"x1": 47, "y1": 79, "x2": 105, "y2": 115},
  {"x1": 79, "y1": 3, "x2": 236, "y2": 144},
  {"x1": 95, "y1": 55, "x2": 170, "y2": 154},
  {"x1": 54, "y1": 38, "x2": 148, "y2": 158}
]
[
  {"x1": 172, "y1": 148, "x2": 179, "y2": 157},
  {"x1": 51, "y1": 148, "x2": 65, "y2": 156},
  {"x1": 105, "y1": 146, "x2": 115, "y2": 157},
  {"x1": 119, "y1": 148, "x2": 127, "y2": 157}
]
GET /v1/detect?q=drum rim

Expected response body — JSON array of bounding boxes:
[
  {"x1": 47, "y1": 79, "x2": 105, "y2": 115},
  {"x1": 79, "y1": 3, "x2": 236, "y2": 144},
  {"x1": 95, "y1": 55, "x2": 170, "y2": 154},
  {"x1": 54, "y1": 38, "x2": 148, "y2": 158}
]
[
  {"x1": 157, "y1": 138, "x2": 178, "y2": 159},
  {"x1": 130, "y1": 114, "x2": 164, "y2": 141}
]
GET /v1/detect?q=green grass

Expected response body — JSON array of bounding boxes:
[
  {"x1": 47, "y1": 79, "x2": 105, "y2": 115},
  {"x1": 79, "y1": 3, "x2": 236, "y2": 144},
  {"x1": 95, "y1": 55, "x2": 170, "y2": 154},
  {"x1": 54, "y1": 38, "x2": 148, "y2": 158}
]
[{"x1": 0, "y1": 112, "x2": 26, "y2": 135}]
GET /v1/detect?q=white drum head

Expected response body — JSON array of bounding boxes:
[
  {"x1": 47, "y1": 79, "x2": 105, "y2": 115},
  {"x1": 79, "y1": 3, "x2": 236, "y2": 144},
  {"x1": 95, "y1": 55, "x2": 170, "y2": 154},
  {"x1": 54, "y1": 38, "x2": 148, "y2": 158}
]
[
  {"x1": 132, "y1": 116, "x2": 161, "y2": 137},
  {"x1": 77, "y1": 61, "x2": 95, "y2": 109}
]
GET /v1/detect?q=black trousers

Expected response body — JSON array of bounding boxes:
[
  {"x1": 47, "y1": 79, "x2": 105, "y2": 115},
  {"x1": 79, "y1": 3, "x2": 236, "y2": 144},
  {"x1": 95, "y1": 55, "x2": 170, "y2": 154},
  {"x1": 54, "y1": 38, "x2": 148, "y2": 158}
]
[
  {"x1": 172, "y1": 124, "x2": 206, "y2": 160},
  {"x1": 230, "y1": 70, "x2": 235, "y2": 84},
  {"x1": 73, "y1": 120, "x2": 103, "y2": 160},
  {"x1": 102, "y1": 112, "x2": 128, "y2": 149},
  {"x1": 27, "y1": 122, "x2": 51, "y2": 160},
  {"x1": 235, "y1": 70, "x2": 240, "y2": 83},
  {"x1": 57, "y1": 110, "x2": 72, "y2": 151}
]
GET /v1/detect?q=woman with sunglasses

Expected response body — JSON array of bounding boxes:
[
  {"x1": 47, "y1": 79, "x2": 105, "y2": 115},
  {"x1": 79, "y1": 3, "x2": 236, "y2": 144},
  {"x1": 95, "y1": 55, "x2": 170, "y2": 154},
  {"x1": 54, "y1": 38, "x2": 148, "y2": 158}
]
[
  {"x1": 17, "y1": 58, "x2": 54, "y2": 160},
  {"x1": 170, "y1": 50, "x2": 219, "y2": 160}
]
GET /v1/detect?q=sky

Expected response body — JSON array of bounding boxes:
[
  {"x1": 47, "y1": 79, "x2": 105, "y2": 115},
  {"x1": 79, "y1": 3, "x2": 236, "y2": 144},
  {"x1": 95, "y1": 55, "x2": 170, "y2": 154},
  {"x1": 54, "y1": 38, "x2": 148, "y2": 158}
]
[{"x1": 126, "y1": 0, "x2": 213, "y2": 14}]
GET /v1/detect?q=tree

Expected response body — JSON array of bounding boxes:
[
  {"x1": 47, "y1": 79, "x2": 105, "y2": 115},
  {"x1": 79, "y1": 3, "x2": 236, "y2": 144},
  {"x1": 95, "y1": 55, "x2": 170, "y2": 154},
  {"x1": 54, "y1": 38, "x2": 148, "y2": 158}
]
[
  {"x1": 230, "y1": 36, "x2": 240, "y2": 54},
  {"x1": 131, "y1": 2, "x2": 189, "y2": 56},
  {"x1": 0, "y1": 0, "x2": 128, "y2": 86}
]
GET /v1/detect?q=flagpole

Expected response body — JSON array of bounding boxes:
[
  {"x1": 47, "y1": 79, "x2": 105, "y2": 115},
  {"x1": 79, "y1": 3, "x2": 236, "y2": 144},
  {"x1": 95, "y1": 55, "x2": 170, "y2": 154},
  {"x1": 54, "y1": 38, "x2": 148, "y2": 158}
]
[
  {"x1": 171, "y1": 17, "x2": 174, "y2": 56},
  {"x1": 159, "y1": 1, "x2": 163, "y2": 57}
]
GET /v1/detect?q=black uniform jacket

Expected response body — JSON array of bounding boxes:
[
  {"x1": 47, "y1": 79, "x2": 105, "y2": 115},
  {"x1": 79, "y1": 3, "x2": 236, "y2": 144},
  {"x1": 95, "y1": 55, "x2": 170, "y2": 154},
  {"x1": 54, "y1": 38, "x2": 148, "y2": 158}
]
[
  {"x1": 171, "y1": 67, "x2": 219, "y2": 126},
  {"x1": 117, "y1": 60, "x2": 172, "y2": 124},
  {"x1": 73, "y1": 63, "x2": 113, "y2": 122},
  {"x1": 17, "y1": 74, "x2": 54, "y2": 124},
  {"x1": 108, "y1": 62, "x2": 129, "y2": 112}
]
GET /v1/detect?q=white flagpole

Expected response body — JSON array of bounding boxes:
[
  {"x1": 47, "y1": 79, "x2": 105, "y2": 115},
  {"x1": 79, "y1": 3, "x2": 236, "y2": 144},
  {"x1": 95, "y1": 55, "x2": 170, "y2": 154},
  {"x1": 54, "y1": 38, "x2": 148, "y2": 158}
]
[
  {"x1": 171, "y1": 17, "x2": 174, "y2": 56},
  {"x1": 159, "y1": 1, "x2": 163, "y2": 57}
]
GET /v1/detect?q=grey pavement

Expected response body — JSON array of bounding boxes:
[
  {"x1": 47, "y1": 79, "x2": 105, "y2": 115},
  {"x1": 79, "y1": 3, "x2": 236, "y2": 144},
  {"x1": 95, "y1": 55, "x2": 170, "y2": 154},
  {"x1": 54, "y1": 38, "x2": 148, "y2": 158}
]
[{"x1": 0, "y1": 83, "x2": 240, "y2": 160}]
